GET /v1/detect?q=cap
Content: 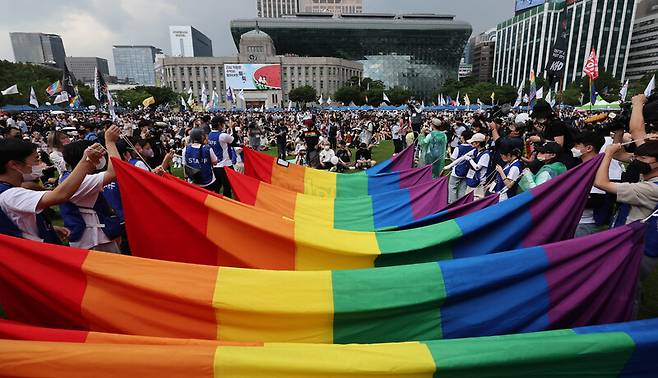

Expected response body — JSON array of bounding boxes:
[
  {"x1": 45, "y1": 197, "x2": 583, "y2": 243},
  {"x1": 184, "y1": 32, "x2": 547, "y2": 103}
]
[
  {"x1": 431, "y1": 118, "x2": 442, "y2": 127},
  {"x1": 467, "y1": 133, "x2": 486, "y2": 143},
  {"x1": 536, "y1": 141, "x2": 562, "y2": 154},
  {"x1": 634, "y1": 140, "x2": 658, "y2": 158}
]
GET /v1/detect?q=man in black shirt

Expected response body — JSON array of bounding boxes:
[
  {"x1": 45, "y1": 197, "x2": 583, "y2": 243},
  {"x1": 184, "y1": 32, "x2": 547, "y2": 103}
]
[
  {"x1": 275, "y1": 121, "x2": 288, "y2": 160},
  {"x1": 335, "y1": 140, "x2": 352, "y2": 172},
  {"x1": 528, "y1": 99, "x2": 577, "y2": 168},
  {"x1": 355, "y1": 143, "x2": 376, "y2": 169}
]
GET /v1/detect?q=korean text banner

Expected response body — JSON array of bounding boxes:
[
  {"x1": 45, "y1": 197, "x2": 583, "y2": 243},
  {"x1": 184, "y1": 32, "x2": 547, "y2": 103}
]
[
  {"x1": 115, "y1": 155, "x2": 602, "y2": 270},
  {"x1": 0, "y1": 223, "x2": 642, "y2": 343},
  {"x1": 224, "y1": 64, "x2": 281, "y2": 91}
]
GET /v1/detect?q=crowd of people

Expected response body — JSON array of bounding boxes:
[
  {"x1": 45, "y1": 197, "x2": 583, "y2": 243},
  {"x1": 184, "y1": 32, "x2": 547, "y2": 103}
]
[{"x1": 1, "y1": 95, "x2": 658, "y2": 282}]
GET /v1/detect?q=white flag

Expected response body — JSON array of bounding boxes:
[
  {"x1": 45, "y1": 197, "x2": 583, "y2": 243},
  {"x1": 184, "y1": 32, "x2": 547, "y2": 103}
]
[
  {"x1": 107, "y1": 90, "x2": 117, "y2": 121},
  {"x1": 201, "y1": 84, "x2": 208, "y2": 107},
  {"x1": 29, "y1": 87, "x2": 39, "y2": 107},
  {"x1": 620, "y1": 80, "x2": 629, "y2": 102},
  {"x1": 1, "y1": 84, "x2": 19, "y2": 96},
  {"x1": 53, "y1": 92, "x2": 69, "y2": 104},
  {"x1": 536, "y1": 87, "x2": 544, "y2": 99},
  {"x1": 237, "y1": 89, "x2": 245, "y2": 101},
  {"x1": 523, "y1": 94, "x2": 529, "y2": 104},
  {"x1": 318, "y1": 93, "x2": 324, "y2": 104},
  {"x1": 383, "y1": 92, "x2": 390, "y2": 103},
  {"x1": 187, "y1": 87, "x2": 193, "y2": 95},
  {"x1": 327, "y1": 96, "x2": 332, "y2": 104},
  {"x1": 180, "y1": 96, "x2": 187, "y2": 110},
  {"x1": 513, "y1": 84, "x2": 523, "y2": 107},
  {"x1": 456, "y1": 91, "x2": 460, "y2": 106},
  {"x1": 645, "y1": 75, "x2": 655, "y2": 97},
  {"x1": 187, "y1": 90, "x2": 194, "y2": 106},
  {"x1": 463, "y1": 94, "x2": 470, "y2": 106}
]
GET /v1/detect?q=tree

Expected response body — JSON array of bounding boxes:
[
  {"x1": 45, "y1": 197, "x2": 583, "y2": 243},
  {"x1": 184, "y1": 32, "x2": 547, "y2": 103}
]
[
  {"x1": 0, "y1": 60, "x2": 61, "y2": 106},
  {"x1": 387, "y1": 86, "x2": 412, "y2": 105},
  {"x1": 288, "y1": 85, "x2": 317, "y2": 105},
  {"x1": 334, "y1": 85, "x2": 363, "y2": 105}
]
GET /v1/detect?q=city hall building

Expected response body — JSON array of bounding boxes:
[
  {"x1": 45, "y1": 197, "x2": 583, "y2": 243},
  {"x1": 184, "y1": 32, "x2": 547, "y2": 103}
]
[
  {"x1": 230, "y1": 13, "x2": 472, "y2": 98},
  {"x1": 494, "y1": 0, "x2": 637, "y2": 89},
  {"x1": 158, "y1": 29, "x2": 362, "y2": 108}
]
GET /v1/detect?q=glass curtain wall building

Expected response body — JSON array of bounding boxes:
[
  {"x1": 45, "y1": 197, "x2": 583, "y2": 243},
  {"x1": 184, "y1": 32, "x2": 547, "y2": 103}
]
[
  {"x1": 494, "y1": 0, "x2": 637, "y2": 90},
  {"x1": 112, "y1": 45, "x2": 162, "y2": 85},
  {"x1": 231, "y1": 14, "x2": 472, "y2": 98}
]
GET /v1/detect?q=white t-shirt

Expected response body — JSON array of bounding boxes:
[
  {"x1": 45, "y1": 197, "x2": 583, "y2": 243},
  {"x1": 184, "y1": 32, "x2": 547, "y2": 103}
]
[
  {"x1": 67, "y1": 173, "x2": 112, "y2": 249},
  {"x1": 214, "y1": 133, "x2": 235, "y2": 168},
  {"x1": 134, "y1": 160, "x2": 150, "y2": 171},
  {"x1": 320, "y1": 149, "x2": 336, "y2": 163},
  {"x1": 0, "y1": 187, "x2": 47, "y2": 241}
]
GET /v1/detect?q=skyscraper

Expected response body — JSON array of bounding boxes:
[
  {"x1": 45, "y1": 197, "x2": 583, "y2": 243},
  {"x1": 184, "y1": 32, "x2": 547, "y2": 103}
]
[
  {"x1": 626, "y1": 0, "x2": 658, "y2": 81},
  {"x1": 9, "y1": 32, "x2": 67, "y2": 69},
  {"x1": 65, "y1": 57, "x2": 110, "y2": 84},
  {"x1": 298, "y1": 0, "x2": 364, "y2": 15},
  {"x1": 112, "y1": 45, "x2": 162, "y2": 85},
  {"x1": 494, "y1": 0, "x2": 637, "y2": 89},
  {"x1": 257, "y1": 0, "x2": 299, "y2": 18},
  {"x1": 169, "y1": 26, "x2": 213, "y2": 57}
]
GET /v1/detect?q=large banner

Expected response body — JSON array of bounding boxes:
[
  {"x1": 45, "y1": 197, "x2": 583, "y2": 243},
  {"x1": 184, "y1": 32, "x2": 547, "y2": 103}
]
[{"x1": 224, "y1": 64, "x2": 281, "y2": 91}]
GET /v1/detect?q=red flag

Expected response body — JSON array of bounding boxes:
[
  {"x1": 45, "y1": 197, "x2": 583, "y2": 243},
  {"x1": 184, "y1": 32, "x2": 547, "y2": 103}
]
[{"x1": 583, "y1": 48, "x2": 599, "y2": 80}]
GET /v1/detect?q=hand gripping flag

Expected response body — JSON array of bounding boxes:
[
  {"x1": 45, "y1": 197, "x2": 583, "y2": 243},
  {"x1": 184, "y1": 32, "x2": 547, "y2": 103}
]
[
  {"x1": 0, "y1": 319, "x2": 656, "y2": 377},
  {"x1": 0, "y1": 222, "x2": 644, "y2": 343},
  {"x1": 113, "y1": 155, "x2": 604, "y2": 270}
]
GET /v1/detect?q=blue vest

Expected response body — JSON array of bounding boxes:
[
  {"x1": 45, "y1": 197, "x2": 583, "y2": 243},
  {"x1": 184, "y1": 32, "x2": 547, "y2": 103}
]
[
  {"x1": 614, "y1": 182, "x2": 658, "y2": 257},
  {"x1": 59, "y1": 172, "x2": 122, "y2": 243},
  {"x1": 185, "y1": 144, "x2": 214, "y2": 186},
  {"x1": 466, "y1": 149, "x2": 491, "y2": 188},
  {"x1": 0, "y1": 182, "x2": 61, "y2": 244},
  {"x1": 208, "y1": 131, "x2": 237, "y2": 165},
  {"x1": 454, "y1": 144, "x2": 475, "y2": 178},
  {"x1": 494, "y1": 160, "x2": 523, "y2": 196},
  {"x1": 102, "y1": 159, "x2": 141, "y2": 222}
]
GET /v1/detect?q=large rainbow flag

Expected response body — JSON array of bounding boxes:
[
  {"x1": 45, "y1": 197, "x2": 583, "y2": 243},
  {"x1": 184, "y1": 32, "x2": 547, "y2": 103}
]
[
  {"x1": 115, "y1": 155, "x2": 603, "y2": 270},
  {"x1": 0, "y1": 319, "x2": 654, "y2": 377},
  {"x1": 243, "y1": 148, "x2": 432, "y2": 198},
  {"x1": 0, "y1": 223, "x2": 642, "y2": 343},
  {"x1": 226, "y1": 168, "x2": 449, "y2": 231}
]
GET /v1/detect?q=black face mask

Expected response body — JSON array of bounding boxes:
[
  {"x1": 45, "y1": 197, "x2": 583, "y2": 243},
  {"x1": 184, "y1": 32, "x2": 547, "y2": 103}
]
[{"x1": 629, "y1": 160, "x2": 654, "y2": 175}]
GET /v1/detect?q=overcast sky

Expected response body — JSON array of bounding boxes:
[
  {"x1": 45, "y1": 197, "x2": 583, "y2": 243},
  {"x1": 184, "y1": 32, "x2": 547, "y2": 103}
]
[{"x1": 0, "y1": 0, "x2": 515, "y2": 74}]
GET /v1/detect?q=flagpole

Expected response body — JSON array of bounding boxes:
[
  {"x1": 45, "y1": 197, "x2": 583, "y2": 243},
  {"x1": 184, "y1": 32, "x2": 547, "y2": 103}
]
[{"x1": 589, "y1": 77, "x2": 592, "y2": 112}]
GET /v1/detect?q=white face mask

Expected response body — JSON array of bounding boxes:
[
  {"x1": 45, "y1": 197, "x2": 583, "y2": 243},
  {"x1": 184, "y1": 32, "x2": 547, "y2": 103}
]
[
  {"x1": 19, "y1": 164, "x2": 45, "y2": 182},
  {"x1": 143, "y1": 149, "x2": 154, "y2": 158},
  {"x1": 96, "y1": 156, "x2": 107, "y2": 171},
  {"x1": 571, "y1": 147, "x2": 583, "y2": 158}
]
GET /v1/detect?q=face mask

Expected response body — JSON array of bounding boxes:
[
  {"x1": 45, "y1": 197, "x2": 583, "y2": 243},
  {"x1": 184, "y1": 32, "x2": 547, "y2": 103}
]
[
  {"x1": 96, "y1": 157, "x2": 107, "y2": 171},
  {"x1": 143, "y1": 149, "x2": 154, "y2": 158},
  {"x1": 324, "y1": 146, "x2": 330, "y2": 151},
  {"x1": 18, "y1": 164, "x2": 45, "y2": 181},
  {"x1": 571, "y1": 147, "x2": 583, "y2": 158},
  {"x1": 537, "y1": 155, "x2": 547, "y2": 162},
  {"x1": 629, "y1": 160, "x2": 654, "y2": 175}
]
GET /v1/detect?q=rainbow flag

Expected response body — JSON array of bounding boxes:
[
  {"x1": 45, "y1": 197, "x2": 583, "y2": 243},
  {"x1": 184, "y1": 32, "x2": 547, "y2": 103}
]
[
  {"x1": 393, "y1": 193, "x2": 501, "y2": 230},
  {"x1": 0, "y1": 223, "x2": 642, "y2": 343},
  {"x1": 0, "y1": 319, "x2": 655, "y2": 377},
  {"x1": 45, "y1": 80, "x2": 61, "y2": 96},
  {"x1": 226, "y1": 169, "x2": 449, "y2": 231},
  {"x1": 68, "y1": 94, "x2": 81, "y2": 108},
  {"x1": 243, "y1": 148, "x2": 432, "y2": 198},
  {"x1": 115, "y1": 155, "x2": 603, "y2": 270},
  {"x1": 366, "y1": 143, "x2": 415, "y2": 175}
]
